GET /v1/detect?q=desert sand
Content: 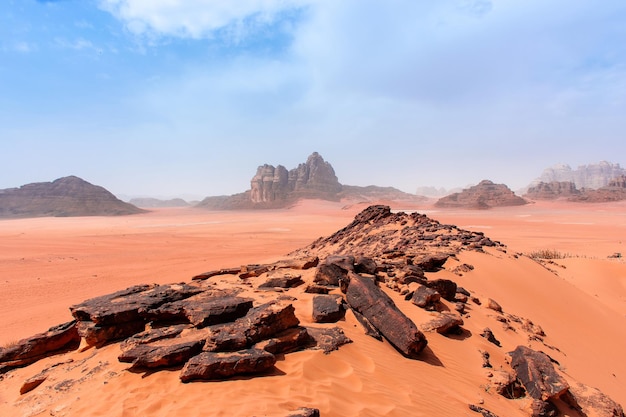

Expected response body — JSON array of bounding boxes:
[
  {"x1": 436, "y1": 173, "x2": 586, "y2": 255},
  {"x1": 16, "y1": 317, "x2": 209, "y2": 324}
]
[{"x1": 1, "y1": 199, "x2": 625, "y2": 417}]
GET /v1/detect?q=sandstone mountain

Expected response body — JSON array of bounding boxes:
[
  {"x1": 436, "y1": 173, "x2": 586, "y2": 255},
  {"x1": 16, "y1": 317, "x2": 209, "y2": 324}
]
[
  {"x1": 435, "y1": 180, "x2": 527, "y2": 209},
  {"x1": 129, "y1": 198, "x2": 190, "y2": 208},
  {"x1": 0, "y1": 176, "x2": 146, "y2": 218},
  {"x1": 197, "y1": 152, "x2": 425, "y2": 209},
  {"x1": 525, "y1": 175, "x2": 626, "y2": 202},
  {"x1": 530, "y1": 161, "x2": 625, "y2": 190}
]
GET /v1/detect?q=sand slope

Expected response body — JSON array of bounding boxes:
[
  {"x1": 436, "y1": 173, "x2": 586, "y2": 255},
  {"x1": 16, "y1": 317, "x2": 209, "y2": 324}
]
[{"x1": 1, "y1": 200, "x2": 625, "y2": 416}]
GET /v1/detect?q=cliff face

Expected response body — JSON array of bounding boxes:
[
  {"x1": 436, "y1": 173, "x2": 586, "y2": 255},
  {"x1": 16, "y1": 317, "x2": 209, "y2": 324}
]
[
  {"x1": 0, "y1": 176, "x2": 146, "y2": 218},
  {"x1": 531, "y1": 161, "x2": 625, "y2": 190},
  {"x1": 524, "y1": 176, "x2": 626, "y2": 202},
  {"x1": 435, "y1": 180, "x2": 527, "y2": 209},
  {"x1": 249, "y1": 152, "x2": 342, "y2": 204}
]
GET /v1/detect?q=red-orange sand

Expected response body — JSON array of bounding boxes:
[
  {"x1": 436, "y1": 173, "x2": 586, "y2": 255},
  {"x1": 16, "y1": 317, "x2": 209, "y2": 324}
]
[{"x1": 1, "y1": 200, "x2": 625, "y2": 416}]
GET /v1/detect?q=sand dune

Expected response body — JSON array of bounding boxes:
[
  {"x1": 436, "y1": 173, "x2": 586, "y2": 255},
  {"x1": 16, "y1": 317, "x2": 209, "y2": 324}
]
[{"x1": 1, "y1": 200, "x2": 625, "y2": 416}]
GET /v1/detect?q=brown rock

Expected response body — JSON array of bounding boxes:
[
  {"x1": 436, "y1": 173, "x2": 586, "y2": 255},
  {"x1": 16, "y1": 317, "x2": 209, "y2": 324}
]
[
  {"x1": 180, "y1": 349, "x2": 276, "y2": 382},
  {"x1": 486, "y1": 298, "x2": 503, "y2": 313},
  {"x1": 468, "y1": 404, "x2": 500, "y2": 417},
  {"x1": 257, "y1": 327, "x2": 312, "y2": 354},
  {"x1": 354, "y1": 256, "x2": 378, "y2": 275},
  {"x1": 306, "y1": 327, "x2": 352, "y2": 353},
  {"x1": 424, "y1": 279, "x2": 458, "y2": 301},
  {"x1": 118, "y1": 336, "x2": 205, "y2": 369},
  {"x1": 351, "y1": 309, "x2": 383, "y2": 340},
  {"x1": 346, "y1": 272, "x2": 427, "y2": 358},
  {"x1": 20, "y1": 370, "x2": 49, "y2": 395},
  {"x1": 150, "y1": 294, "x2": 254, "y2": 328},
  {"x1": 419, "y1": 312, "x2": 463, "y2": 334},
  {"x1": 204, "y1": 302, "x2": 300, "y2": 352},
  {"x1": 410, "y1": 285, "x2": 441, "y2": 310},
  {"x1": 564, "y1": 382, "x2": 625, "y2": 417},
  {"x1": 312, "y1": 294, "x2": 346, "y2": 323},
  {"x1": 314, "y1": 263, "x2": 346, "y2": 287},
  {"x1": 436, "y1": 180, "x2": 527, "y2": 209},
  {"x1": 77, "y1": 320, "x2": 146, "y2": 347},
  {"x1": 480, "y1": 328, "x2": 501, "y2": 347},
  {"x1": 509, "y1": 346, "x2": 569, "y2": 401},
  {"x1": 0, "y1": 321, "x2": 80, "y2": 372},
  {"x1": 528, "y1": 400, "x2": 558, "y2": 417},
  {"x1": 258, "y1": 274, "x2": 304, "y2": 290},
  {"x1": 191, "y1": 267, "x2": 241, "y2": 281},
  {"x1": 413, "y1": 254, "x2": 449, "y2": 272},
  {"x1": 285, "y1": 408, "x2": 320, "y2": 417}
]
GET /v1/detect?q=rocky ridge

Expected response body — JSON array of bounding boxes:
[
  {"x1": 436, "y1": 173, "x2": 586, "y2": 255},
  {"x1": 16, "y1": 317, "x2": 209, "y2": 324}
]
[
  {"x1": 435, "y1": 180, "x2": 527, "y2": 209},
  {"x1": 0, "y1": 176, "x2": 145, "y2": 218},
  {"x1": 1, "y1": 206, "x2": 623, "y2": 417},
  {"x1": 530, "y1": 161, "x2": 625, "y2": 190}
]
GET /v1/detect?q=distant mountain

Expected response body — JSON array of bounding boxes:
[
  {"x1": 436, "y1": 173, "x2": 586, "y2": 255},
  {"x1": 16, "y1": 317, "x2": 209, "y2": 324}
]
[
  {"x1": 0, "y1": 176, "x2": 146, "y2": 218},
  {"x1": 196, "y1": 152, "x2": 425, "y2": 209},
  {"x1": 129, "y1": 198, "x2": 190, "y2": 208},
  {"x1": 435, "y1": 180, "x2": 527, "y2": 209},
  {"x1": 524, "y1": 175, "x2": 626, "y2": 203},
  {"x1": 530, "y1": 161, "x2": 625, "y2": 190}
]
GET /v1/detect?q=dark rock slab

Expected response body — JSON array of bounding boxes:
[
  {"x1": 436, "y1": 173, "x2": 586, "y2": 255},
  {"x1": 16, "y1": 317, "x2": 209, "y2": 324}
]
[
  {"x1": 119, "y1": 324, "x2": 190, "y2": 352},
  {"x1": 424, "y1": 279, "x2": 457, "y2": 301},
  {"x1": 192, "y1": 267, "x2": 241, "y2": 281},
  {"x1": 119, "y1": 333, "x2": 205, "y2": 369},
  {"x1": 312, "y1": 294, "x2": 346, "y2": 323},
  {"x1": 0, "y1": 321, "x2": 80, "y2": 372},
  {"x1": 273, "y1": 257, "x2": 319, "y2": 270},
  {"x1": 259, "y1": 275, "x2": 304, "y2": 290},
  {"x1": 180, "y1": 348, "x2": 276, "y2": 382},
  {"x1": 77, "y1": 320, "x2": 146, "y2": 347},
  {"x1": 345, "y1": 272, "x2": 427, "y2": 358},
  {"x1": 529, "y1": 400, "x2": 558, "y2": 417},
  {"x1": 304, "y1": 285, "x2": 331, "y2": 294},
  {"x1": 69, "y1": 283, "x2": 203, "y2": 325},
  {"x1": 411, "y1": 285, "x2": 441, "y2": 309},
  {"x1": 509, "y1": 346, "x2": 569, "y2": 401},
  {"x1": 239, "y1": 264, "x2": 271, "y2": 278},
  {"x1": 204, "y1": 302, "x2": 300, "y2": 352},
  {"x1": 306, "y1": 327, "x2": 352, "y2": 354},
  {"x1": 413, "y1": 254, "x2": 449, "y2": 272},
  {"x1": 150, "y1": 294, "x2": 253, "y2": 328},
  {"x1": 314, "y1": 263, "x2": 346, "y2": 287},
  {"x1": 354, "y1": 256, "x2": 377, "y2": 275},
  {"x1": 257, "y1": 327, "x2": 312, "y2": 354},
  {"x1": 419, "y1": 312, "x2": 463, "y2": 334}
]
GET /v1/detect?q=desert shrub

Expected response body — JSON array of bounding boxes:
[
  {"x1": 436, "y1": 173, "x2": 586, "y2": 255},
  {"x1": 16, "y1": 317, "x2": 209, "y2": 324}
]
[{"x1": 527, "y1": 249, "x2": 572, "y2": 260}]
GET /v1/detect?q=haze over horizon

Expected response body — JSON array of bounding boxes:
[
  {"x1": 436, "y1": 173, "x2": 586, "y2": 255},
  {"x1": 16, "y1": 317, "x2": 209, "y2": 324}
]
[{"x1": 2, "y1": 1, "x2": 625, "y2": 199}]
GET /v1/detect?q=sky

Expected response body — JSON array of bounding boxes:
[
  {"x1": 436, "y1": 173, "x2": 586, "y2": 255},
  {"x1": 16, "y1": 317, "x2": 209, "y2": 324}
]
[{"x1": 1, "y1": 0, "x2": 625, "y2": 199}]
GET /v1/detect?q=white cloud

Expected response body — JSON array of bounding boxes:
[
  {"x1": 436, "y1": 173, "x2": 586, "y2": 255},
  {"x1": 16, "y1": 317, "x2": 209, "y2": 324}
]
[{"x1": 98, "y1": 0, "x2": 311, "y2": 39}]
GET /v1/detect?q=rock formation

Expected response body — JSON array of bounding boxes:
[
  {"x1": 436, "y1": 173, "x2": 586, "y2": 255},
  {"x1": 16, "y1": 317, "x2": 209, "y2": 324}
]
[
  {"x1": 523, "y1": 181, "x2": 581, "y2": 200},
  {"x1": 0, "y1": 176, "x2": 145, "y2": 218},
  {"x1": 196, "y1": 152, "x2": 426, "y2": 209},
  {"x1": 525, "y1": 175, "x2": 626, "y2": 202},
  {"x1": 435, "y1": 180, "x2": 527, "y2": 209},
  {"x1": 530, "y1": 161, "x2": 625, "y2": 190}
]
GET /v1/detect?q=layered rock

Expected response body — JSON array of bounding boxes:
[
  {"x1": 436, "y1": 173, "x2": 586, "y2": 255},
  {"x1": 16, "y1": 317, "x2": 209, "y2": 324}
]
[
  {"x1": 0, "y1": 176, "x2": 145, "y2": 218},
  {"x1": 435, "y1": 180, "x2": 527, "y2": 209},
  {"x1": 524, "y1": 181, "x2": 580, "y2": 200},
  {"x1": 530, "y1": 161, "x2": 625, "y2": 190}
]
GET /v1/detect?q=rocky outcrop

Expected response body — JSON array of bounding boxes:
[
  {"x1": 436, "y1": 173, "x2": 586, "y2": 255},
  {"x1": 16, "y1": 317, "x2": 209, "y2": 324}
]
[
  {"x1": 524, "y1": 181, "x2": 580, "y2": 200},
  {"x1": 509, "y1": 346, "x2": 569, "y2": 401},
  {"x1": 0, "y1": 176, "x2": 146, "y2": 218},
  {"x1": 180, "y1": 349, "x2": 277, "y2": 382},
  {"x1": 196, "y1": 152, "x2": 425, "y2": 209},
  {"x1": 530, "y1": 161, "x2": 625, "y2": 190},
  {"x1": 435, "y1": 180, "x2": 527, "y2": 209}
]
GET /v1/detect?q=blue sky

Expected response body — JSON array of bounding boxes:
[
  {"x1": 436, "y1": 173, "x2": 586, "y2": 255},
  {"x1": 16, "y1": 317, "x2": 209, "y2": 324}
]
[{"x1": 1, "y1": 0, "x2": 625, "y2": 199}]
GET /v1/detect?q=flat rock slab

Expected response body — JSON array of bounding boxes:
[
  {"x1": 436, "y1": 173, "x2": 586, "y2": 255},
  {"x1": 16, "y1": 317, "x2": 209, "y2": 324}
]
[
  {"x1": 420, "y1": 312, "x2": 464, "y2": 334},
  {"x1": 346, "y1": 272, "x2": 427, "y2": 358},
  {"x1": 509, "y1": 345, "x2": 569, "y2": 401},
  {"x1": 306, "y1": 327, "x2": 352, "y2": 354},
  {"x1": 150, "y1": 294, "x2": 253, "y2": 327},
  {"x1": 256, "y1": 327, "x2": 312, "y2": 354},
  {"x1": 77, "y1": 320, "x2": 146, "y2": 347},
  {"x1": 0, "y1": 321, "x2": 80, "y2": 372},
  {"x1": 312, "y1": 294, "x2": 346, "y2": 323},
  {"x1": 180, "y1": 348, "x2": 276, "y2": 382},
  {"x1": 70, "y1": 283, "x2": 203, "y2": 325},
  {"x1": 119, "y1": 336, "x2": 205, "y2": 369},
  {"x1": 411, "y1": 285, "x2": 441, "y2": 309},
  {"x1": 258, "y1": 275, "x2": 304, "y2": 290},
  {"x1": 204, "y1": 302, "x2": 300, "y2": 352}
]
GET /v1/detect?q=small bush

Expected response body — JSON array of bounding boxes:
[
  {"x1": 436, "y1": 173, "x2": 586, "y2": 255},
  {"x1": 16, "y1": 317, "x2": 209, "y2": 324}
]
[{"x1": 527, "y1": 249, "x2": 572, "y2": 260}]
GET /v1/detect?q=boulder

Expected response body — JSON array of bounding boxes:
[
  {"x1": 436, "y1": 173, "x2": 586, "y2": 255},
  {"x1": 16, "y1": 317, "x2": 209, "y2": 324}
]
[
  {"x1": 509, "y1": 346, "x2": 569, "y2": 401},
  {"x1": 258, "y1": 274, "x2": 304, "y2": 290},
  {"x1": 149, "y1": 294, "x2": 254, "y2": 327},
  {"x1": 354, "y1": 256, "x2": 378, "y2": 275},
  {"x1": 314, "y1": 263, "x2": 346, "y2": 287},
  {"x1": 312, "y1": 294, "x2": 346, "y2": 323},
  {"x1": 424, "y1": 279, "x2": 457, "y2": 301},
  {"x1": 180, "y1": 349, "x2": 276, "y2": 382},
  {"x1": 564, "y1": 382, "x2": 625, "y2": 417},
  {"x1": 413, "y1": 254, "x2": 449, "y2": 272},
  {"x1": 77, "y1": 320, "x2": 147, "y2": 347},
  {"x1": 346, "y1": 272, "x2": 427, "y2": 358},
  {"x1": 118, "y1": 336, "x2": 205, "y2": 369},
  {"x1": 480, "y1": 328, "x2": 501, "y2": 347},
  {"x1": 410, "y1": 285, "x2": 441, "y2": 309},
  {"x1": 486, "y1": 298, "x2": 503, "y2": 313},
  {"x1": 285, "y1": 408, "x2": 320, "y2": 417}
]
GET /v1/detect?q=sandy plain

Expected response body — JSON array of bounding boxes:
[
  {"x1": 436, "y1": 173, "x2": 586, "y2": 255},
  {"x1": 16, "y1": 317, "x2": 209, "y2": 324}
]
[{"x1": 1, "y1": 199, "x2": 625, "y2": 416}]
